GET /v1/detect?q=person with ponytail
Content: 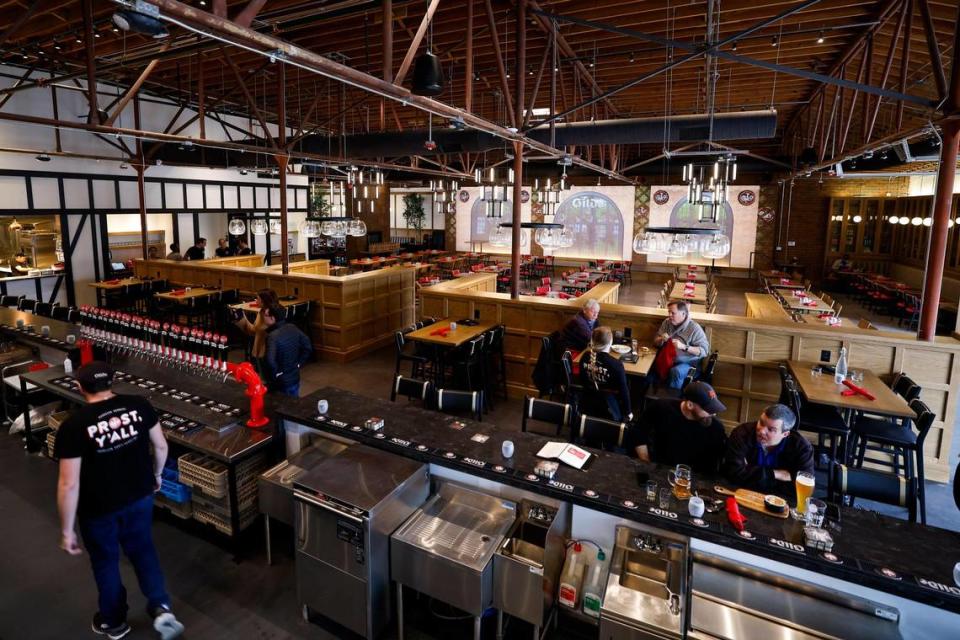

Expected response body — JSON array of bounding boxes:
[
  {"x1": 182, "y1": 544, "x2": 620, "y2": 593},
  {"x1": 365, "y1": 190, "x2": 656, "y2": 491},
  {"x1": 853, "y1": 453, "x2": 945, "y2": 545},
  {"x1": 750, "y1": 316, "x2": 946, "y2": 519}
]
[{"x1": 579, "y1": 326, "x2": 632, "y2": 422}]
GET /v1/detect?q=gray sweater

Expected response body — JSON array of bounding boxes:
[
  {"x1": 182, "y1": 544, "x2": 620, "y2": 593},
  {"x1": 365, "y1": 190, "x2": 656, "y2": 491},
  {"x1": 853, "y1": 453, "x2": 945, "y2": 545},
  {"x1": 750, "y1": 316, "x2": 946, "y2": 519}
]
[{"x1": 657, "y1": 317, "x2": 709, "y2": 364}]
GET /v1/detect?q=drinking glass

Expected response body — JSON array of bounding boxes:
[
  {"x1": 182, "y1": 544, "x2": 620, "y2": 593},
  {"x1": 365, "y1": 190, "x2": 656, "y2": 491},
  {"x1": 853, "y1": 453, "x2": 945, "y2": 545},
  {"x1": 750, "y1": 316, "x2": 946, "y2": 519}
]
[
  {"x1": 850, "y1": 370, "x2": 864, "y2": 384},
  {"x1": 658, "y1": 488, "x2": 672, "y2": 510},
  {"x1": 645, "y1": 480, "x2": 658, "y2": 502},
  {"x1": 794, "y1": 471, "x2": 816, "y2": 516},
  {"x1": 668, "y1": 464, "x2": 693, "y2": 500},
  {"x1": 810, "y1": 366, "x2": 822, "y2": 378},
  {"x1": 806, "y1": 498, "x2": 827, "y2": 527}
]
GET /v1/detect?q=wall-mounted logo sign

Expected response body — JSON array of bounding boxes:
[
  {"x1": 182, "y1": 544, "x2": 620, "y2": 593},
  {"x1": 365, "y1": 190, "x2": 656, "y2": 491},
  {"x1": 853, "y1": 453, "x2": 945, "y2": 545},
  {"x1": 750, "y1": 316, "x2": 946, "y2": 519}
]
[
  {"x1": 458, "y1": 190, "x2": 470, "y2": 202},
  {"x1": 738, "y1": 190, "x2": 757, "y2": 206},
  {"x1": 758, "y1": 206, "x2": 775, "y2": 223},
  {"x1": 653, "y1": 190, "x2": 670, "y2": 205},
  {"x1": 520, "y1": 189, "x2": 531, "y2": 204}
]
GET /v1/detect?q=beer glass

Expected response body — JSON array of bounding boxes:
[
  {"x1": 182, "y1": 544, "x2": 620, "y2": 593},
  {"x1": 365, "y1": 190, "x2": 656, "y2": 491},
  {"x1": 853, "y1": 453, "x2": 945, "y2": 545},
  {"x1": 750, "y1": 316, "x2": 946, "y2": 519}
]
[
  {"x1": 668, "y1": 464, "x2": 693, "y2": 500},
  {"x1": 795, "y1": 471, "x2": 815, "y2": 515}
]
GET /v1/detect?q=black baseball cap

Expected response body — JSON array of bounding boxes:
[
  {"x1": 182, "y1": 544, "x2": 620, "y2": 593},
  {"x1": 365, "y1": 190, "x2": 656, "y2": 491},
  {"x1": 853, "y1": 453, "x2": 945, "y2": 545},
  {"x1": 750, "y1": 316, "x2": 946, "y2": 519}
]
[
  {"x1": 76, "y1": 361, "x2": 114, "y2": 393},
  {"x1": 682, "y1": 381, "x2": 726, "y2": 414}
]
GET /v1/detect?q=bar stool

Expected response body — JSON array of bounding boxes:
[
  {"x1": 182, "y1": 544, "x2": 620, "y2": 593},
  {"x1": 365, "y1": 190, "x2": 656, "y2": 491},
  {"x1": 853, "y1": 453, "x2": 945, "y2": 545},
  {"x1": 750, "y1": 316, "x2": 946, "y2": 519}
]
[
  {"x1": 785, "y1": 379, "x2": 848, "y2": 494},
  {"x1": 434, "y1": 388, "x2": 483, "y2": 422},
  {"x1": 390, "y1": 376, "x2": 432, "y2": 408},
  {"x1": 831, "y1": 464, "x2": 917, "y2": 522},
  {"x1": 851, "y1": 399, "x2": 934, "y2": 523},
  {"x1": 575, "y1": 414, "x2": 626, "y2": 452},
  {"x1": 522, "y1": 396, "x2": 571, "y2": 437}
]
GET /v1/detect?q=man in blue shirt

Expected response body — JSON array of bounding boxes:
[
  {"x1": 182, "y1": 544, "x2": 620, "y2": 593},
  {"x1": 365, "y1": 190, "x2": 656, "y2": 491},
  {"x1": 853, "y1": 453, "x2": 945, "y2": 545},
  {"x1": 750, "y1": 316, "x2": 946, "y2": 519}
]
[
  {"x1": 263, "y1": 304, "x2": 313, "y2": 397},
  {"x1": 723, "y1": 404, "x2": 814, "y2": 494}
]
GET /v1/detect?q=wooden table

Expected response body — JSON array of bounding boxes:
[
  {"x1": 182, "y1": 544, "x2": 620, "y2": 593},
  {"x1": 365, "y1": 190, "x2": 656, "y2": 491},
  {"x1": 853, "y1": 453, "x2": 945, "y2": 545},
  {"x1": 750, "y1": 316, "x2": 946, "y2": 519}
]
[
  {"x1": 678, "y1": 270, "x2": 711, "y2": 283},
  {"x1": 766, "y1": 278, "x2": 806, "y2": 290},
  {"x1": 405, "y1": 319, "x2": 495, "y2": 348},
  {"x1": 574, "y1": 348, "x2": 655, "y2": 378},
  {"x1": 154, "y1": 287, "x2": 220, "y2": 304},
  {"x1": 744, "y1": 292, "x2": 792, "y2": 321},
  {"x1": 786, "y1": 360, "x2": 913, "y2": 419},
  {"x1": 89, "y1": 277, "x2": 144, "y2": 307},
  {"x1": 229, "y1": 296, "x2": 310, "y2": 314},
  {"x1": 669, "y1": 282, "x2": 708, "y2": 304},
  {"x1": 776, "y1": 289, "x2": 834, "y2": 314},
  {"x1": 758, "y1": 270, "x2": 791, "y2": 280}
]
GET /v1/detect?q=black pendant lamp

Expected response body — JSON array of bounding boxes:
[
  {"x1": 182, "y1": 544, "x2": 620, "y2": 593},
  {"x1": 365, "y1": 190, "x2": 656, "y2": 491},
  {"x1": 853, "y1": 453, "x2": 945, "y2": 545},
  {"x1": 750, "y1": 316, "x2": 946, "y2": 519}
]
[{"x1": 412, "y1": 50, "x2": 445, "y2": 96}]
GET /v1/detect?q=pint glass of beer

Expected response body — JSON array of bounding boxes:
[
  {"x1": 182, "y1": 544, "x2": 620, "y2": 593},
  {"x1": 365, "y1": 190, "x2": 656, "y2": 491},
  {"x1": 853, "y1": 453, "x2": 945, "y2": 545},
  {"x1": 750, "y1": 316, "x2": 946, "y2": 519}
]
[
  {"x1": 795, "y1": 471, "x2": 815, "y2": 514},
  {"x1": 669, "y1": 464, "x2": 693, "y2": 500}
]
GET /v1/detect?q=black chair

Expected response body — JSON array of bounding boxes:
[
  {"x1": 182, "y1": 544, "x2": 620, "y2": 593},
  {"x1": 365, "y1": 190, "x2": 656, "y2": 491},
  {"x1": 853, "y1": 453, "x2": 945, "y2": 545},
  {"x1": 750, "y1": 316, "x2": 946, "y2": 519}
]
[
  {"x1": 394, "y1": 330, "x2": 429, "y2": 378},
  {"x1": 434, "y1": 388, "x2": 483, "y2": 422},
  {"x1": 0, "y1": 294, "x2": 21, "y2": 308},
  {"x1": 17, "y1": 298, "x2": 37, "y2": 313},
  {"x1": 851, "y1": 399, "x2": 935, "y2": 524},
  {"x1": 50, "y1": 305, "x2": 72, "y2": 322},
  {"x1": 486, "y1": 325, "x2": 508, "y2": 400},
  {"x1": 560, "y1": 350, "x2": 583, "y2": 410},
  {"x1": 785, "y1": 379, "x2": 849, "y2": 484},
  {"x1": 890, "y1": 373, "x2": 922, "y2": 401},
  {"x1": 698, "y1": 351, "x2": 719, "y2": 384},
  {"x1": 576, "y1": 414, "x2": 627, "y2": 452},
  {"x1": 390, "y1": 375, "x2": 432, "y2": 407},
  {"x1": 448, "y1": 335, "x2": 486, "y2": 394},
  {"x1": 832, "y1": 464, "x2": 917, "y2": 522},
  {"x1": 522, "y1": 396, "x2": 571, "y2": 437},
  {"x1": 33, "y1": 302, "x2": 53, "y2": 317}
]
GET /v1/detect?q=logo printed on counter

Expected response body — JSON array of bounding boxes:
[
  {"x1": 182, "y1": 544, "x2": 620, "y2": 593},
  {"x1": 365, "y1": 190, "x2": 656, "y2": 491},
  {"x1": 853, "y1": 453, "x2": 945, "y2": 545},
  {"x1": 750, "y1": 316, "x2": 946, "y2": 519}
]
[
  {"x1": 648, "y1": 507, "x2": 678, "y2": 520},
  {"x1": 917, "y1": 577, "x2": 960, "y2": 597},
  {"x1": 462, "y1": 457, "x2": 487, "y2": 469},
  {"x1": 767, "y1": 538, "x2": 805, "y2": 554},
  {"x1": 547, "y1": 479, "x2": 574, "y2": 493},
  {"x1": 389, "y1": 437, "x2": 412, "y2": 447}
]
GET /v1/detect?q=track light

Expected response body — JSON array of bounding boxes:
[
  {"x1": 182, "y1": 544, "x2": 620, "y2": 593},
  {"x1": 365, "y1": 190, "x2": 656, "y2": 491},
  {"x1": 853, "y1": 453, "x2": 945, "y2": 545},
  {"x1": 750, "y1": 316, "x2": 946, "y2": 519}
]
[
  {"x1": 35, "y1": 153, "x2": 50, "y2": 162},
  {"x1": 731, "y1": 41, "x2": 737, "y2": 52},
  {"x1": 771, "y1": 35, "x2": 778, "y2": 47},
  {"x1": 473, "y1": 71, "x2": 480, "y2": 81},
  {"x1": 629, "y1": 52, "x2": 635, "y2": 63},
  {"x1": 53, "y1": 40, "x2": 61, "y2": 50},
  {"x1": 816, "y1": 30, "x2": 825, "y2": 44},
  {"x1": 75, "y1": 34, "x2": 82, "y2": 44}
]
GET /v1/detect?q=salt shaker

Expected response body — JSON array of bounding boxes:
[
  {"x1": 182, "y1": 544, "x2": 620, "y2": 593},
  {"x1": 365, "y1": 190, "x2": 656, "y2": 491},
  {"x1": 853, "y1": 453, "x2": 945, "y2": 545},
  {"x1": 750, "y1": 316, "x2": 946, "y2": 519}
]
[
  {"x1": 317, "y1": 399, "x2": 329, "y2": 415},
  {"x1": 688, "y1": 496, "x2": 705, "y2": 518}
]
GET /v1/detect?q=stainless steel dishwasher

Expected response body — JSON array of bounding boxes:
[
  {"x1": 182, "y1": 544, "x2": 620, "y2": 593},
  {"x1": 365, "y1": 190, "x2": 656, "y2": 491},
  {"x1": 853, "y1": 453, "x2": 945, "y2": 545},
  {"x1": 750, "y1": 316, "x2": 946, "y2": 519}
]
[
  {"x1": 391, "y1": 482, "x2": 517, "y2": 640},
  {"x1": 294, "y1": 445, "x2": 429, "y2": 639},
  {"x1": 688, "y1": 551, "x2": 903, "y2": 640}
]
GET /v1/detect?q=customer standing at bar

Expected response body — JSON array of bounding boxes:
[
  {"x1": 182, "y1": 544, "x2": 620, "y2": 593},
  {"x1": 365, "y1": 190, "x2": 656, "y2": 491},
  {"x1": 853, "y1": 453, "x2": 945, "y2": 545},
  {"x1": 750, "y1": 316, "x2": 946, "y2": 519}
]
[
  {"x1": 183, "y1": 238, "x2": 206, "y2": 261},
  {"x1": 236, "y1": 238, "x2": 252, "y2": 256},
  {"x1": 55, "y1": 362, "x2": 185, "y2": 640},
  {"x1": 164, "y1": 243, "x2": 182, "y2": 261},
  {"x1": 652, "y1": 301, "x2": 709, "y2": 389},
  {"x1": 632, "y1": 382, "x2": 727, "y2": 473},
  {"x1": 722, "y1": 404, "x2": 814, "y2": 494},
  {"x1": 214, "y1": 238, "x2": 234, "y2": 258},
  {"x1": 263, "y1": 302, "x2": 313, "y2": 397},
  {"x1": 560, "y1": 298, "x2": 600, "y2": 351},
  {"x1": 231, "y1": 288, "x2": 279, "y2": 376}
]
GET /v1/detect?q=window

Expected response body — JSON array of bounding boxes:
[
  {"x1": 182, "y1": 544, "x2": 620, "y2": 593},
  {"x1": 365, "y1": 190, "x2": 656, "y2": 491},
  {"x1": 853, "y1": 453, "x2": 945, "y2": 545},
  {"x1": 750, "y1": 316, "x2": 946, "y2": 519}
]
[
  {"x1": 553, "y1": 191, "x2": 624, "y2": 260},
  {"x1": 390, "y1": 191, "x2": 444, "y2": 232}
]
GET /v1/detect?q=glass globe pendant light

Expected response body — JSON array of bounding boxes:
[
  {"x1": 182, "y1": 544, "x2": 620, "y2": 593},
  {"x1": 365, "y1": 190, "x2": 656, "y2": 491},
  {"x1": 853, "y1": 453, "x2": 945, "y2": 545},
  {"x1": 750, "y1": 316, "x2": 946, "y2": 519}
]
[
  {"x1": 228, "y1": 219, "x2": 246, "y2": 236},
  {"x1": 250, "y1": 219, "x2": 268, "y2": 236}
]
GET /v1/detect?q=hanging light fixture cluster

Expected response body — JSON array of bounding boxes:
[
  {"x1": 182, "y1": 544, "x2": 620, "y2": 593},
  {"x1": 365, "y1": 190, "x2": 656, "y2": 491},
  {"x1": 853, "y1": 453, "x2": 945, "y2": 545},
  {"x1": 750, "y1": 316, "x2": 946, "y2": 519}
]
[
  {"x1": 633, "y1": 227, "x2": 730, "y2": 259},
  {"x1": 682, "y1": 155, "x2": 737, "y2": 224},
  {"x1": 475, "y1": 166, "x2": 513, "y2": 218},
  {"x1": 533, "y1": 171, "x2": 569, "y2": 218},
  {"x1": 488, "y1": 223, "x2": 528, "y2": 248},
  {"x1": 348, "y1": 167, "x2": 384, "y2": 216},
  {"x1": 430, "y1": 178, "x2": 460, "y2": 215}
]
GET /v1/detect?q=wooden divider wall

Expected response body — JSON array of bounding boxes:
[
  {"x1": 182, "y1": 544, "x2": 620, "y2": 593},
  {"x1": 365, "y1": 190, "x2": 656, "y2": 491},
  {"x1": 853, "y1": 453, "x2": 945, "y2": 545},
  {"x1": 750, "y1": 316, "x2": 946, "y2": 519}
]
[
  {"x1": 420, "y1": 281, "x2": 960, "y2": 482},
  {"x1": 134, "y1": 257, "x2": 414, "y2": 363}
]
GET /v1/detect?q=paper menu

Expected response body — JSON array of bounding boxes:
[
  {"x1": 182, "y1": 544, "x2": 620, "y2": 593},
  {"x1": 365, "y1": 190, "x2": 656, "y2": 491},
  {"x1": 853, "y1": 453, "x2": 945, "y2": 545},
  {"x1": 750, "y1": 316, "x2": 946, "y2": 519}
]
[{"x1": 536, "y1": 442, "x2": 591, "y2": 469}]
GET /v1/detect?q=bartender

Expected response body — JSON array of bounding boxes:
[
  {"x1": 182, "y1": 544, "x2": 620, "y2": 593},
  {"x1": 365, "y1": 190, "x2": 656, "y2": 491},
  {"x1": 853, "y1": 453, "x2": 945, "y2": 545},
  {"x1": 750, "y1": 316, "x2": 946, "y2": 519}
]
[
  {"x1": 11, "y1": 251, "x2": 30, "y2": 275},
  {"x1": 722, "y1": 404, "x2": 814, "y2": 494}
]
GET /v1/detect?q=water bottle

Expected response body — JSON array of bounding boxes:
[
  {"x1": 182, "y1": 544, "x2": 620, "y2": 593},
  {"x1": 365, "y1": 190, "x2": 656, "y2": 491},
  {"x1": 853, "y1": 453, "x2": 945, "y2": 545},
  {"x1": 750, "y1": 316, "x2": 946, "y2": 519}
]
[
  {"x1": 63, "y1": 355, "x2": 73, "y2": 374},
  {"x1": 835, "y1": 347, "x2": 848, "y2": 384}
]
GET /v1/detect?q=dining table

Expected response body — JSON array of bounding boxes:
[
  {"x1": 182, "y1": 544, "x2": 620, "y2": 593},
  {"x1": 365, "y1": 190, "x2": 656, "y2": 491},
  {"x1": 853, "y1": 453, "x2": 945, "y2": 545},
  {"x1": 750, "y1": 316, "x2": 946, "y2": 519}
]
[
  {"x1": 775, "y1": 289, "x2": 834, "y2": 314},
  {"x1": 405, "y1": 319, "x2": 496, "y2": 386},
  {"x1": 669, "y1": 282, "x2": 708, "y2": 304}
]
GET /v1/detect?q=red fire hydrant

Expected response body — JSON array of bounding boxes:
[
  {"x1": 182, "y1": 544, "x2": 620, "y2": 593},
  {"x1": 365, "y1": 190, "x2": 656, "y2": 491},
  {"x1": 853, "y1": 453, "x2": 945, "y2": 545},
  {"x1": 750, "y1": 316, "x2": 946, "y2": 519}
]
[{"x1": 227, "y1": 362, "x2": 270, "y2": 429}]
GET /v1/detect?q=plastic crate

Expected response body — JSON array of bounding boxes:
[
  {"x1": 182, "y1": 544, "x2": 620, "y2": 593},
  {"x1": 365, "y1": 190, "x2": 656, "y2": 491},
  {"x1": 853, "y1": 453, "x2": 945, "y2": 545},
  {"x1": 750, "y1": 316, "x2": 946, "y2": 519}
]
[
  {"x1": 193, "y1": 503, "x2": 259, "y2": 536},
  {"x1": 155, "y1": 494, "x2": 192, "y2": 519},
  {"x1": 177, "y1": 453, "x2": 228, "y2": 498},
  {"x1": 45, "y1": 431, "x2": 57, "y2": 460},
  {"x1": 47, "y1": 411, "x2": 71, "y2": 431},
  {"x1": 161, "y1": 466, "x2": 178, "y2": 483},
  {"x1": 159, "y1": 478, "x2": 192, "y2": 504}
]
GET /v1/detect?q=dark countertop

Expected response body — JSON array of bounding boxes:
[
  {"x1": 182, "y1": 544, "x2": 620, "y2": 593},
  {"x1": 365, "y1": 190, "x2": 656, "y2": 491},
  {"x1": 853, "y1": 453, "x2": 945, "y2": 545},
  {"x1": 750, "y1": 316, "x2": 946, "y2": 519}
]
[
  {"x1": 277, "y1": 386, "x2": 960, "y2": 614},
  {"x1": 24, "y1": 359, "x2": 275, "y2": 463},
  {"x1": 0, "y1": 307, "x2": 79, "y2": 354}
]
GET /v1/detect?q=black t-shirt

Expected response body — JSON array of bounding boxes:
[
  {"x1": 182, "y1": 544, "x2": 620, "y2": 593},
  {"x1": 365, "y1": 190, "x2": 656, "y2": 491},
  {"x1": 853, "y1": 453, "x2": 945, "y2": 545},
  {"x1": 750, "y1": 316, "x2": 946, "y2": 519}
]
[
  {"x1": 54, "y1": 395, "x2": 159, "y2": 517},
  {"x1": 633, "y1": 398, "x2": 727, "y2": 473},
  {"x1": 215, "y1": 247, "x2": 234, "y2": 257},
  {"x1": 184, "y1": 245, "x2": 205, "y2": 260}
]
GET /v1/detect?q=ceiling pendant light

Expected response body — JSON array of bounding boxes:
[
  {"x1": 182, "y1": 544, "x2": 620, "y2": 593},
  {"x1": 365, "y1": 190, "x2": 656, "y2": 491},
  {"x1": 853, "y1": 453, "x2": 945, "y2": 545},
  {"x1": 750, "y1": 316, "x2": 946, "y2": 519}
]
[
  {"x1": 227, "y1": 219, "x2": 246, "y2": 236},
  {"x1": 475, "y1": 166, "x2": 513, "y2": 218},
  {"x1": 268, "y1": 220, "x2": 282, "y2": 235},
  {"x1": 250, "y1": 220, "x2": 268, "y2": 236},
  {"x1": 411, "y1": 50, "x2": 444, "y2": 96}
]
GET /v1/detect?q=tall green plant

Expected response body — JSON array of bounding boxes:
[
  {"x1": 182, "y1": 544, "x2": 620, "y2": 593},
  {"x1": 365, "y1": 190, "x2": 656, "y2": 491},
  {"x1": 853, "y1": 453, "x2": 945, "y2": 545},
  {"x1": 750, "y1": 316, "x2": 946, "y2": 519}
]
[
  {"x1": 311, "y1": 189, "x2": 331, "y2": 216},
  {"x1": 402, "y1": 193, "x2": 426, "y2": 242}
]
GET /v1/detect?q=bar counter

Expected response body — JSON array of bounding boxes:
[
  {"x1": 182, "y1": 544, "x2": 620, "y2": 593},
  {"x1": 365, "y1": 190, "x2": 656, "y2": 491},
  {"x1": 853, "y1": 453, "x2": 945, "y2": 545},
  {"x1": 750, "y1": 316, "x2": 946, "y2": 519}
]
[{"x1": 278, "y1": 387, "x2": 960, "y2": 617}]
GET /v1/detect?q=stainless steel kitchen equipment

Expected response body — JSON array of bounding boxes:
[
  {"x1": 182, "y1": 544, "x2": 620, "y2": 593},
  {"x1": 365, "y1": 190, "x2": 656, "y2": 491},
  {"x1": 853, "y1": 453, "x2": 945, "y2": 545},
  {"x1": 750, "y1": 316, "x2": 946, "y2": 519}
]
[
  {"x1": 688, "y1": 551, "x2": 902, "y2": 640},
  {"x1": 259, "y1": 438, "x2": 351, "y2": 564},
  {"x1": 600, "y1": 525, "x2": 688, "y2": 640},
  {"x1": 294, "y1": 445, "x2": 429, "y2": 639},
  {"x1": 494, "y1": 499, "x2": 569, "y2": 638},
  {"x1": 391, "y1": 482, "x2": 516, "y2": 640}
]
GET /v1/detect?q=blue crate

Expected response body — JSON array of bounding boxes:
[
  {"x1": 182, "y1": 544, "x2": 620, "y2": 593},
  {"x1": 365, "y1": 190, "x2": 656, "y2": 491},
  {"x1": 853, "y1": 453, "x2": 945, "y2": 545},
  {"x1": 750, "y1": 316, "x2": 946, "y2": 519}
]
[
  {"x1": 161, "y1": 467, "x2": 178, "y2": 482},
  {"x1": 159, "y1": 478, "x2": 191, "y2": 504}
]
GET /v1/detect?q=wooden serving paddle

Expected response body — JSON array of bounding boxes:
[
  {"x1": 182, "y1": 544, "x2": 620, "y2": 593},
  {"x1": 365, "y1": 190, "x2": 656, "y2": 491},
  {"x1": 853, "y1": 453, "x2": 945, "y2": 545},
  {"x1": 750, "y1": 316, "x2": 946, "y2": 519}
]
[{"x1": 714, "y1": 486, "x2": 790, "y2": 519}]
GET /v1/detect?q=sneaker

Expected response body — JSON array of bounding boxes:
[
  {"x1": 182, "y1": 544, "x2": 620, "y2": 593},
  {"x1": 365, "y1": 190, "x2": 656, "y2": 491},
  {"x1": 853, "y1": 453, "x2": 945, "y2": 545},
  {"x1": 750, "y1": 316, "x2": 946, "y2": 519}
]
[
  {"x1": 91, "y1": 613, "x2": 131, "y2": 640},
  {"x1": 149, "y1": 605, "x2": 184, "y2": 640}
]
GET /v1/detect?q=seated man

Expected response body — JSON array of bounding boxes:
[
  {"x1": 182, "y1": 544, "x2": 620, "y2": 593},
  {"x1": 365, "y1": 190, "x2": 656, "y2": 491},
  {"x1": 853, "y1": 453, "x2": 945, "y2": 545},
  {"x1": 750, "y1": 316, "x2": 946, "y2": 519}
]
[
  {"x1": 831, "y1": 253, "x2": 853, "y2": 272},
  {"x1": 632, "y1": 381, "x2": 727, "y2": 473},
  {"x1": 722, "y1": 404, "x2": 814, "y2": 494},
  {"x1": 560, "y1": 298, "x2": 600, "y2": 352},
  {"x1": 579, "y1": 326, "x2": 631, "y2": 422},
  {"x1": 652, "y1": 300, "x2": 709, "y2": 388}
]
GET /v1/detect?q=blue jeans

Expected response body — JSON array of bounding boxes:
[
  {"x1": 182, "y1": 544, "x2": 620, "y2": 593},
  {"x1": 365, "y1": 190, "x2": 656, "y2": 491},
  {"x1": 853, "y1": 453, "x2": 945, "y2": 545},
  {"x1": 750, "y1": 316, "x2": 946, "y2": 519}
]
[
  {"x1": 276, "y1": 382, "x2": 300, "y2": 397},
  {"x1": 666, "y1": 362, "x2": 693, "y2": 389},
  {"x1": 78, "y1": 495, "x2": 170, "y2": 627}
]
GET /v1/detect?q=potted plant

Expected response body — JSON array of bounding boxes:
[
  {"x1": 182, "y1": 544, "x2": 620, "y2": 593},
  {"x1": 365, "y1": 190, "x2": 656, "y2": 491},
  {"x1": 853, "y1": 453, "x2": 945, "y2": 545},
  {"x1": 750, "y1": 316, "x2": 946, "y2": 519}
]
[{"x1": 402, "y1": 192, "x2": 426, "y2": 244}]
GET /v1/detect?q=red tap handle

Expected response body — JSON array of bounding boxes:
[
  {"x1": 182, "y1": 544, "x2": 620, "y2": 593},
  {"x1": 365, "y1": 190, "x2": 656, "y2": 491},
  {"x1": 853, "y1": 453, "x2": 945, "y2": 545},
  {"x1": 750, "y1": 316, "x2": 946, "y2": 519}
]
[
  {"x1": 726, "y1": 497, "x2": 747, "y2": 532},
  {"x1": 226, "y1": 362, "x2": 269, "y2": 428}
]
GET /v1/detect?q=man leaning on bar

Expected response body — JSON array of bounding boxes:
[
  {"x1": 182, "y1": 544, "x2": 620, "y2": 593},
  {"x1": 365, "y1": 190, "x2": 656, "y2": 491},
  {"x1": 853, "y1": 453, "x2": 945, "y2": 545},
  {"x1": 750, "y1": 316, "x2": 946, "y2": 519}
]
[{"x1": 722, "y1": 404, "x2": 814, "y2": 495}]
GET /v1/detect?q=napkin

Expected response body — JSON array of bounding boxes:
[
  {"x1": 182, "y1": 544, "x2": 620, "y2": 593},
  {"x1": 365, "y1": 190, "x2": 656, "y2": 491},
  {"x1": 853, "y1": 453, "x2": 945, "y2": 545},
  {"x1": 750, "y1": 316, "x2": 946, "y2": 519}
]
[
  {"x1": 804, "y1": 301, "x2": 818, "y2": 307},
  {"x1": 105, "y1": 279, "x2": 121, "y2": 285},
  {"x1": 684, "y1": 293, "x2": 695, "y2": 298},
  {"x1": 841, "y1": 379, "x2": 876, "y2": 400},
  {"x1": 171, "y1": 289, "x2": 186, "y2": 296}
]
